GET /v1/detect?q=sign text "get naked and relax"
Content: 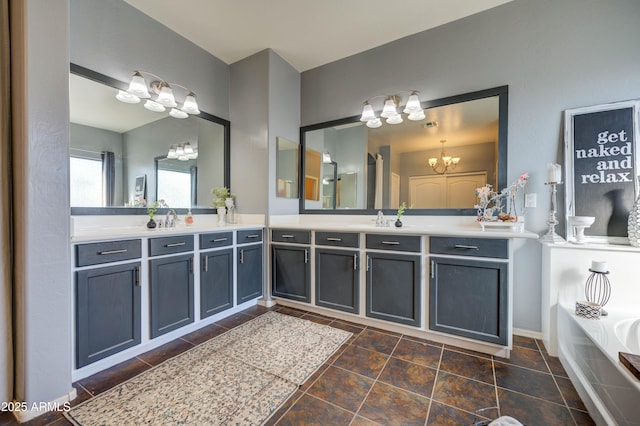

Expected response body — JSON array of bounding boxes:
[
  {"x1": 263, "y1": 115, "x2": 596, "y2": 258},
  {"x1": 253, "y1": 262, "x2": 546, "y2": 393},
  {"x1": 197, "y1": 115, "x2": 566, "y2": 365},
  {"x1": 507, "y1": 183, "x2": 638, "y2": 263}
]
[{"x1": 576, "y1": 130, "x2": 632, "y2": 184}]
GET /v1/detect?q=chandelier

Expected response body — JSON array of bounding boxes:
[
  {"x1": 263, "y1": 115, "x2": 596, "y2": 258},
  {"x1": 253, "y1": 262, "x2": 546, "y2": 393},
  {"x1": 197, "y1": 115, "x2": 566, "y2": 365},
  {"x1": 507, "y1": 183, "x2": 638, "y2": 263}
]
[
  {"x1": 167, "y1": 142, "x2": 198, "y2": 161},
  {"x1": 428, "y1": 140, "x2": 460, "y2": 174},
  {"x1": 360, "y1": 90, "x2": 426, "y2": 128},
  {"x1": 115, "y1": 71, "x2": 200, "y2": 118}
]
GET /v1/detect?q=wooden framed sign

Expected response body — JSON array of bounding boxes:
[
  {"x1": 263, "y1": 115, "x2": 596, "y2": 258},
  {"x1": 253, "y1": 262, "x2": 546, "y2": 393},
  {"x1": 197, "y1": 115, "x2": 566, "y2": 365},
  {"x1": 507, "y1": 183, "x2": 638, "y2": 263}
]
[{"x1": 564, "y1": 100, "x2": 640, "y2": 244}]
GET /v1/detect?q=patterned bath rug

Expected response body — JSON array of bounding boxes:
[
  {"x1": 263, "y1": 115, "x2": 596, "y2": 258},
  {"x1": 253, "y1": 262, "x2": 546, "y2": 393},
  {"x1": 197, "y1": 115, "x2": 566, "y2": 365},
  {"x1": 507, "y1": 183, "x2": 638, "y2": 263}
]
[{"x1": 66, "y1": 311, "x2": 351, "y2": 425}]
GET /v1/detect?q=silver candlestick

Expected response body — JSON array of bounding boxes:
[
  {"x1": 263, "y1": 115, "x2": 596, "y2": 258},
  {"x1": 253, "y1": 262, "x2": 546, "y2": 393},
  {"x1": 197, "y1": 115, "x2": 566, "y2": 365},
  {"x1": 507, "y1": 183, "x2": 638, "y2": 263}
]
[{"x1": 540, "y1": 181, "x2": 565, "y2": 243}]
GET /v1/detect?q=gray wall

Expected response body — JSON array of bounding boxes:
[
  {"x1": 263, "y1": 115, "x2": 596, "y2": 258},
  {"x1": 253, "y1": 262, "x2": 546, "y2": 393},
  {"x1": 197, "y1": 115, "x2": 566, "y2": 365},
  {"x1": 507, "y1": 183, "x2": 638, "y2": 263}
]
[
  {"x1": 70, "y1": 0, "x2": 229, "y2": 120},
  {"x1": 301, "y1": 0, "x2": 640, "y2": 331},
  {"x1": 12, "y1": 0, "x2": 72, "y2": 407}
]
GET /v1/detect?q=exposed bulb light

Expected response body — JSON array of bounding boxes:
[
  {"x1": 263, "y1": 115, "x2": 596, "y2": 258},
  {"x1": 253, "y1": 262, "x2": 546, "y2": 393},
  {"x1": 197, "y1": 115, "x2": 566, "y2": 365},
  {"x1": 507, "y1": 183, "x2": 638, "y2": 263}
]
[
  {"x1": 127, "y1": 71, "x2": 150, "y2": 98},
  {"x1": 360, "y1": 90, "x2": 424, "y2": 128},
  {"x1": 115, "y1": 90, "x2": 140, "y2": 104},
  {"x1": 169, "y1": 108, "x2": 188, "y2": 118},
  {"x1": 181, "y1": 92, "x2": 200, "y2": 115},
  {"x1": 428, "y1": 140, "x2": 460, "y2": 174},
  {"x1": 144, "y1": 100, "x2": 165, "y2": 112},
  {"x1": 360, "y1": 101, "x2": 376, "y2": 122},
  {"x1": 116, "y1": 70, "x2": 201, "y2": 118},
  {"x1": 156, "y1": 83, "x2": 177, "y2": 107},
  {"x1": 380, "y1": 98, "x2": 398, "y2": 118}
]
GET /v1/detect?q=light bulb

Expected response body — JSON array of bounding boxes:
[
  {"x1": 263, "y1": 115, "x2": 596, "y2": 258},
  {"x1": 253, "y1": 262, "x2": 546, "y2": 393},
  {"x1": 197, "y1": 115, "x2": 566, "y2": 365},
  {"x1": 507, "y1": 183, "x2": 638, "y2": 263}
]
[
  {"x1": 127, "y1": 71, "x2": 150, "y2": 98},
  {"x1": 181, "y1": 92, "x2": 200, "y2": 115},
  {"x1": 156, "y1": 83, "x2": 177, "y2": 107},
  {"x1": 403, "y1": 92, "x2": 422, "y2": 114},
  {"x1": 428, "y1": 158, "x2": 437, "y2": 167},
  {"x1": 360, "y1": 102, "x2": 376, "y2": 122}
]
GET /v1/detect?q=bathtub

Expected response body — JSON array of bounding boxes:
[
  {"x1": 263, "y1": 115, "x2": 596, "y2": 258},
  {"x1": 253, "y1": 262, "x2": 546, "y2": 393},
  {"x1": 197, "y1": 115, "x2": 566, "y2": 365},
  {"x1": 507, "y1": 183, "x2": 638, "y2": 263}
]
[{"x1": 558, "y1": 291, "x2": 640, "y2": 426}]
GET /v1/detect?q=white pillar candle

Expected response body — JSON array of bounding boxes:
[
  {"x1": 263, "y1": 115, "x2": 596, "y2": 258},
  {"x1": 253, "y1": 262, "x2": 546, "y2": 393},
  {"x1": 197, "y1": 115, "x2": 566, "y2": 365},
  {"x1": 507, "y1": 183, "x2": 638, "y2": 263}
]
[
  {"x1": 591, "y1": 260, "x2": 608, "y2": 273},
  {"x1": 547, "y1": 163, "x2": 562, "y2": 183}
]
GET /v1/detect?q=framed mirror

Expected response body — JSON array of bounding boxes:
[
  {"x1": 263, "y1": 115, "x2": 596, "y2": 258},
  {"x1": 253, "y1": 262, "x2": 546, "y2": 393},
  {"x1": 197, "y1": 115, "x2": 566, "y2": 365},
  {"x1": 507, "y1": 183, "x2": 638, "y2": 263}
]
[
  {"x1": 276, "y1": 137, "x2": 299, "y2": 198},
  {"x1": 300, "y1": 86, "x2": 508, "y2": 215},
  {"x1": 69, "y1": 63, "x2": 230, "y2": 214}
]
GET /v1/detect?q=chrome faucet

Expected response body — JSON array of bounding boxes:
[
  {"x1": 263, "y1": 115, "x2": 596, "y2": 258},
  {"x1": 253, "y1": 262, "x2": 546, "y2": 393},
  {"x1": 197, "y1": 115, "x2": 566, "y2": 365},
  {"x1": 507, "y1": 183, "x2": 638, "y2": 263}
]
[{"x1": 165, "y1": 209, "x2": 178, "y2": 227}]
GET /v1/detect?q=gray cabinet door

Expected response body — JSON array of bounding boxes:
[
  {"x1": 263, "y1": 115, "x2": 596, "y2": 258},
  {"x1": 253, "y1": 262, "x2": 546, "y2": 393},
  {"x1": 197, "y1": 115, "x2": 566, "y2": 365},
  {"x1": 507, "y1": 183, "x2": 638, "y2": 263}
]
[
  {"x1": 237, "y1": 244, "x2": 263, "y2": 304},
  {"x1": 149, "y1": 254, "x2": 194, "y2": 338},
  {"x1": 429, "y1": 257, "x2": 508, "y2": 345},
  {"x1": 76, "y1": 262, "x2": 141, "y2": 368},
  {"x1": 366, "y1": 252, "x2": 421, "y2": 326},
  {"x1": 200, "y1": 248, "x2": 233, "y2": 319},
  {"x1": 316, "y1": 248, "x2": 359, "y2": 314},
  {"x1": 271, "y1": 244, "x2": 310, "y2": 302}
]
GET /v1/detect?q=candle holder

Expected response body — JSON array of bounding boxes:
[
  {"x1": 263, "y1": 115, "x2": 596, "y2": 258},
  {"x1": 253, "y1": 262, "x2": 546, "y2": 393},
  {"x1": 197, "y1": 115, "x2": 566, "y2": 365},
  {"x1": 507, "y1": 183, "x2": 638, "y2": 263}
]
[
  {"x1": 540, "y1": 181, "x2": 565, "y2": 243},
  {"x1": 585, "y1": 267, "x2": 611, "y2": 316}
]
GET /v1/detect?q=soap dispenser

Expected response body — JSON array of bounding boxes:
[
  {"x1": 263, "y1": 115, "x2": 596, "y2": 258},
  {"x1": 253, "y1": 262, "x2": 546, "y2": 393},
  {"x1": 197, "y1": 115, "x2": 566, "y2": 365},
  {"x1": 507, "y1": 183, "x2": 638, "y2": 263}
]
[{"x1": 185, "y1": 209, "x2": 194, "y2": 226}]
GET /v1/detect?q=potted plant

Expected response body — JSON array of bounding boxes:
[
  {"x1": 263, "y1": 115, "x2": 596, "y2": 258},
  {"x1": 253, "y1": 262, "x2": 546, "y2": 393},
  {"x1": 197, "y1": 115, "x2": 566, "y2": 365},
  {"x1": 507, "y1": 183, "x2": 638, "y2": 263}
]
[
  {"x1": 211, "y1": 187, "x2": 232, "y2": 225},
  {"x1": 147, "y1": 201, "x2": 158, "y2": 229},
  {"x1": 395, "y1": 202, "x2": 408, "y2": 227}
]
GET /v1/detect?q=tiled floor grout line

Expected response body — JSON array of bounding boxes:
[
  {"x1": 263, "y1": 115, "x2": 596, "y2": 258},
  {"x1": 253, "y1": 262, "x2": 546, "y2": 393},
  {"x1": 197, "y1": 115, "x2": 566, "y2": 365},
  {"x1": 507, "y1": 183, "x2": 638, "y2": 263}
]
[
  {"x1": 423, "y1": 344, "x2": 444, "y2": 426},
  {"x1": 348, "y1": 335, "x2": 403, "y2": 425}
]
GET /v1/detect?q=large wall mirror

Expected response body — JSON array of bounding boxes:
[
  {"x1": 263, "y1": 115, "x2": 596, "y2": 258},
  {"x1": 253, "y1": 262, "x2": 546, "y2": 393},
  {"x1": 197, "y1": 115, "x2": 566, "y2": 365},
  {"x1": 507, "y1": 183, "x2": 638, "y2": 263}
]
[
  {"x1": 300, "y1": 86, "x2": 508, "y2": 215},
  {"x1": 69, "y1": 64, "x2": 230, "y2": 215}
]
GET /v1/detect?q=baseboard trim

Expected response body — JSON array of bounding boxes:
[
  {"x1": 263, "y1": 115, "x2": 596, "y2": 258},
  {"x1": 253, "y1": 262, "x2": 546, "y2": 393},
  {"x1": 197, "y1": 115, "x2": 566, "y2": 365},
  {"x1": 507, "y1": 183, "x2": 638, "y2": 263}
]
[
  {"x1": 513, "y1": 328, "x2": 543, "y2": 340},
  {"x1": 12, "y1": 388, "x2": 77, "y2": 423}
]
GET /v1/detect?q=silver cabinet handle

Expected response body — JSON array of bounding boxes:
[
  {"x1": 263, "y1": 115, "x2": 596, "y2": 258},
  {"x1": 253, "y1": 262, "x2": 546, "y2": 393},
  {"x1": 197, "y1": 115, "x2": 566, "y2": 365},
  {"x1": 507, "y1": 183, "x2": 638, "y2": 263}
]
[
  {"x1": 245, "y1": 234, "x2": 260, "y2": 239},
  {"x1": 353, "y1": 254, "x2": 358, "y2": 271},
  {"x1": 239, "y1": 249, "x2": 244, "y2": 264},
  {"x1": 98, "y1": 249, "x2": 127, "y2": 255},
  {"x1": 381, "y1": 241, "x2": 400, "y2": 245},
  {"x1": 135, "y1": 266, "x2": 140, "y2": 286},
  {"x1": 212, "y1": 238, "x2": 227, "y2": 243},
  {"x1": 327, "y1": 237, "x2": 342, "y2": 242},
  {"x1": 454, "y1": 244, "x2": 479, "y2": 250},
  {"x1": 203, "y1": 255, "x2": 209, "y2": 272},
  {"x1": 366, "y1": 255, "x2": 371, "y2": 271},
  {"x1": 431, "y1": 260, "x2": 435, "y2": 279},
  {"x1": 165, "y1": 242, "x2": 186, "y2": 248},
  {"x1": 281, "y1": 234, "x2": 295, "y2": 238},
  {"x1": 188, "y1": 258, "x2": 193, "y2": 273},
  {"x1": 304, "y1": 249, "x2": 309, "y2": 263}
]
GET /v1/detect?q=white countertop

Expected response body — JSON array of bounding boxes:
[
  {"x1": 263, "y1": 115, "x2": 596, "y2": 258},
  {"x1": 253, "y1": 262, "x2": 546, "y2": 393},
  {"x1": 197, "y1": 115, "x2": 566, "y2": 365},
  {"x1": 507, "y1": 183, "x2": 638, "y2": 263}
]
[{"x1": 268, "y1": 214, "x2": 539, "y2": 239}]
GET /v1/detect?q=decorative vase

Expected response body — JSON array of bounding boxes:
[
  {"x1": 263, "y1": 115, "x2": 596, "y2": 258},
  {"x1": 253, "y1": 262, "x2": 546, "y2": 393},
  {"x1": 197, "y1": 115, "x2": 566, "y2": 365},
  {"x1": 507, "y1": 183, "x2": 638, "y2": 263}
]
[
  {"x1": 217, "y1": 207, "x2": 226, "y2": 225},
  {"x1": 628, "y1": 178, "x2": 640, "y2": 246},
  {"x1": 147, "y1": 218, "x2": 156, "y2": 229},
  {"x1": 395, "y1": 219, "x2": 403, "y2": 228},
  {"x1": 225, "y1": 197, "x2": 234, "y2": 209}
]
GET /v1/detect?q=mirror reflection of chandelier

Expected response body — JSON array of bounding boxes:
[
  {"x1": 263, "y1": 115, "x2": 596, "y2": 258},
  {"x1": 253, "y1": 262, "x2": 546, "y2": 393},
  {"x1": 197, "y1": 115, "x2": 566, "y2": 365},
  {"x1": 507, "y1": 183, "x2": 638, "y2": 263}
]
[
  {"x1": 167, "y1": 142, "x2": 198, "y2": 161},
  {"x1": 428, "y1": 140, "x2": 460, "y2": 174}
]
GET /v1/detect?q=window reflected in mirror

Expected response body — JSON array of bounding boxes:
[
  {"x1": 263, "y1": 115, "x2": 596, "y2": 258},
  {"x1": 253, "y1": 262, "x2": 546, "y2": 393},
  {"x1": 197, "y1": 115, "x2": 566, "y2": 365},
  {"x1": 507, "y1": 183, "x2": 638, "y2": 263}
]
[
  {"x1": 275, "y1": 136, "x2": 299, "y2": 199},
  {"x1": 300, "y1": 86, "x2": 507, "y2": 214}
]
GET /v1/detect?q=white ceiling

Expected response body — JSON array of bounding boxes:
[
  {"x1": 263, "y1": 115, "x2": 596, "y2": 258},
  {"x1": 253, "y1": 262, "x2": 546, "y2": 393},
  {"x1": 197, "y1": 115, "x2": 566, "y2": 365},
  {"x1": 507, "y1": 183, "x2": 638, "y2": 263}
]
[{"x1": 123, "y1": 0, "x2": 514, "y2": 72}]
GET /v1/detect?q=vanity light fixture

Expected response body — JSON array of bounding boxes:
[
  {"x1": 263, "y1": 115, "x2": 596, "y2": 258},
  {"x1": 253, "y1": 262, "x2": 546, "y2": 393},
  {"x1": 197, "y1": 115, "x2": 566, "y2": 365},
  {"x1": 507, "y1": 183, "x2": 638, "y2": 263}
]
[
  {"x1": 167, "y1": 142, "x2": 198, "y2": 161},
  {"x1": 360, "y1": 90, "x2": 426, "y2": 128},
  {"x1": 428, "y1": 140, "x2": 460, "y2": 174},
  {"x1": 116, "y1": 70, "x2": 201, "y2": 118}
]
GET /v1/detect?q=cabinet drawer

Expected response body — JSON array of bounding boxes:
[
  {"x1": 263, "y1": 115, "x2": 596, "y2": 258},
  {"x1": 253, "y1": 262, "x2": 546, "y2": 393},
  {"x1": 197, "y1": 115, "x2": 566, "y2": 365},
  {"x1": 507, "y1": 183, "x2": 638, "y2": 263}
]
[
  {"x1": 429, "y1": 237, "x2": 508, "y2": 259},
  {"x1": 366, "y1": 234, "x2": 421, "y2": 252},
  {"x1": 272, "y1": 229, "x2": 310, "y2": 244},
  {"x1": 315, "y1": 232, "x2": 359, "y2": 248},
  {"x1": 76, "y1": 239, "x2": 141, "y2": 267},
  {"x1": 237, "y1": 229, "x2": 263, "y2": 244},
  {"x1": 149, "y1": 235, "x2": 194, "y2": 256},
  {"x1": 200, "y1": 231, "x2": 233, "y2": 249}
]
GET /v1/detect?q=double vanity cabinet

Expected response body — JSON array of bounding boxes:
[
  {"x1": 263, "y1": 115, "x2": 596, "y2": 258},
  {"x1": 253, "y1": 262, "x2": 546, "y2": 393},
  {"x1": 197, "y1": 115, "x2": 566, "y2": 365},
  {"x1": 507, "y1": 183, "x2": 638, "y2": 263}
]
[
  {"x1": 72, "y1": 226, "x2": 263, "y2": 376},
  {"x1": 270, "y1": 225, "x2": 526, "y2": 356}
]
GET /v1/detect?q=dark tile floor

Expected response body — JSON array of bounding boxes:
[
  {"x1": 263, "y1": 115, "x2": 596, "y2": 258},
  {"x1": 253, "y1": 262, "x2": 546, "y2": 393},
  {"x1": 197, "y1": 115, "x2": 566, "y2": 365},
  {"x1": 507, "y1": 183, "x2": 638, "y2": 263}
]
[{"x1": 0, "y1": 305, "x2": 595, "y2": 426}]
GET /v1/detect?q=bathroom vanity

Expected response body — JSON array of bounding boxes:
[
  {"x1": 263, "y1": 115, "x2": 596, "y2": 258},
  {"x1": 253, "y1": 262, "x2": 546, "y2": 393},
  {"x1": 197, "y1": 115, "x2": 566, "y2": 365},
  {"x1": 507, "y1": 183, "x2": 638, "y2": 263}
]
[
  {"x1": 71, "y1": 219, "x2": 264, "y2": 380},
  {"x1": 269, "y1": 215, "x2": 537, "y2": 358}
]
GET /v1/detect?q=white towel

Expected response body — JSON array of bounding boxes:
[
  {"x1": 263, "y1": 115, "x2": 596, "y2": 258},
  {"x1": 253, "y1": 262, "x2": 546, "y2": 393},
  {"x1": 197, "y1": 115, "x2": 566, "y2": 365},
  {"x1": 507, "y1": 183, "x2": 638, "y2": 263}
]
[{"x1": 489, "y1": 416, "x2": 524, "y2": 426}]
